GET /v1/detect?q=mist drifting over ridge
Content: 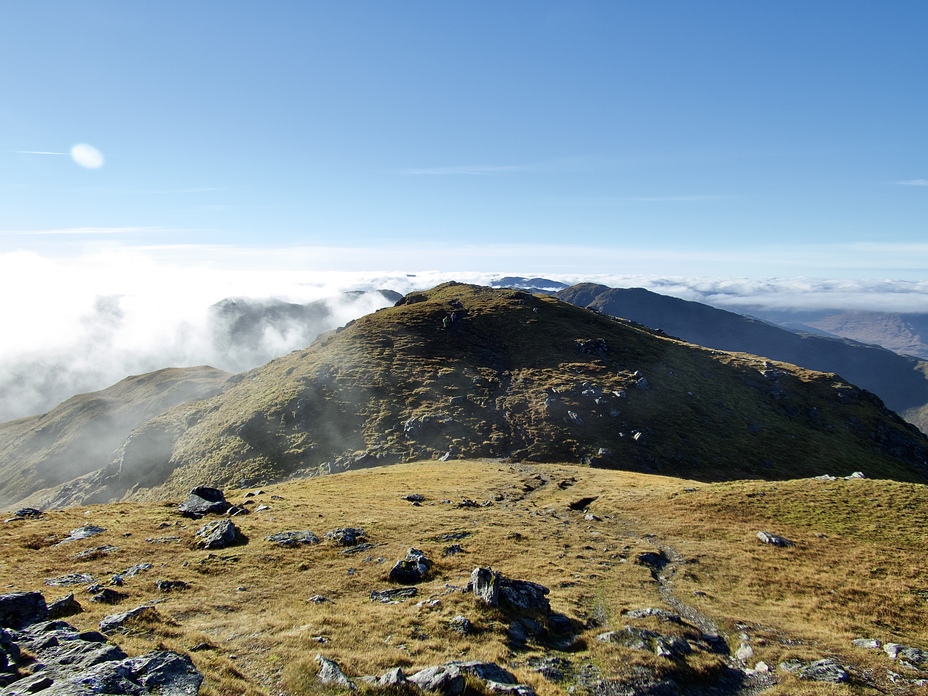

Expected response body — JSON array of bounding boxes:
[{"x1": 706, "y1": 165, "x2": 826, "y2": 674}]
[{"x1": 4, "y1": 248, "x2": 928, "y2": 423}]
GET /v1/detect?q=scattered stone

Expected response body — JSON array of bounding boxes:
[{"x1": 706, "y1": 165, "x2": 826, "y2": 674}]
[
  {"x1": 44, "y1": 573, "x2": 95, "y2": 587},
  {"x1": 814, "y1": 474, "x2": 838, "y2": 481},
  {"x1": 195, "y1": 519, "x2": 245, "y2": 550},
  {"x1": 623, "y1": 607, "x2": 682, "y2": 623},
  {"x1": 796, "y1": 658, "x2": 849, "y2": 683},
  {"x1": 0, "y1": 592, "x2": 48, "y2": 629},
  {"x1": 324, "y1": 527, "x2": 366, "y2": 546},
  {"x1": 597, "y1": 626, "x2": 691, "y2": 658},
  {"x1": 122, "y1": 563, "x2": 154, "y2": 577},
  {"x1": 56, "y1": 525, "x2": 106, "y2": 544},
  {"x1": 99, "y1": 605, "x2": 159, "y2": 634},
  {"x1": 73, "y1": 544, "x2": 120, "y2": 559},
  {"x1": 852, "y1": 638, "x2": 881, "y2": 649},
  {"x1": 449, "y1": 616, "x2": 473, "y2": 634},
  {"x1": 753, "y1": 661, "x2": 770, "y2": 673},
  {"x1": 408, "y1": 664, "x2": 465, "y2": 696},
  {"x1": 756, "y1": 531, "x2": 795, "y2": 547},
  {"x1": 90, "y1": 588, "x2": 129, "y2": 604},
  {"x1": 7, "y1": 507, "x2": 43, "y2": 521},
  {"x1": 307, "y1": 595, "x2": 333, "y2": 604},
  {"x1": 845, "y1": 471, "x2": 866, "y2": 479},
  {"x1": 468, "y1": 567, "x2": 550, "y2": 615},
  {"x1": 47, "y1": 593, "x2": 82, "y2": 620},
  {"x1": 179, "y1": 486, "x2": 231, "y2": 518},
  {"x1": 341, "y1": 542, "x2": 376, "y2": 555},
  {"x1": 155, "y1": 580, "x2": 189, "y2": 592},
  {"x1": 389, "y1": 548, "x2": 432, "y2": 584},
  {"x1": 735, "y1": 643, "x2": 754, "y2": 661},
  {"x1": 443, "y1": 544, "x2": 464, "y2": 556},
  {"x1": 266, "y1": 530, "x2": 320, "y2": 547},
  {"x1": 635, "y1": 551, "x2": 670, "y2": 571},
  {"x1": 885, "y1": 643, "x2": 928, "y2": 664},
  {"x1": 403, "y1": 494, "x2": 425, "y2": 503},
  {"x1": 316, "y1": 654, "x2": 357, "y2": 691},
  {"x1": 370, "y1": 588, "x2": 418, "y2": 603}
]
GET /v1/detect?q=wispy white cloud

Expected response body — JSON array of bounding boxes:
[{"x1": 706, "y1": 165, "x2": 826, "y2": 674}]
[
  {"x1": 896, "y1": 179, "x2": 928, "y2": 187},
  {"x1": 13, "y1": 150, "x2": 68, "y2": 156},
  {"x1": 399, "y1": 164, "x2": 529, "y2": 176},
  {"x1": 0, "y1": 226, "x2": 172, "y2": 236}
]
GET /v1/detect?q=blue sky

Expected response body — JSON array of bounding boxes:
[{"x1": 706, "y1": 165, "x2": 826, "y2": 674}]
[{"x1": 1, "y1": 1, "x2": 927, "y2": 277}]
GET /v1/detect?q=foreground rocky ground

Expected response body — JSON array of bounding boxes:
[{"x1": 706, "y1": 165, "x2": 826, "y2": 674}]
[{"x1": 2, "y1": 461, "x2": 927, "y2": 695}]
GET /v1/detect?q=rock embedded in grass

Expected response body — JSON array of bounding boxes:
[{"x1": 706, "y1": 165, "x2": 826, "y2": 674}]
[
  {"x1": 323, "y1": 527, "x2": 366, "y2": 546},
  {"x1": 195, "y1": 518, "x2": 244, "y2": 550},
  {"x1": 388, "y1": 548, "x2": 432, "y2": 584},
  {"x1": 178, "y1": 486, "x2": 231, "y2": 518},
  {"x1": 265, "y1": 530, "x2": 320, "y2": 547},
  {"x1": 756, "y1": 531, "x2": 795, "y2": 547}
]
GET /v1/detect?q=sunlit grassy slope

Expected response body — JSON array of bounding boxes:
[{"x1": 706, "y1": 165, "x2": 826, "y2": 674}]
[{"x1": 2, "y1": 460, "x2": 926, "y2": 695}]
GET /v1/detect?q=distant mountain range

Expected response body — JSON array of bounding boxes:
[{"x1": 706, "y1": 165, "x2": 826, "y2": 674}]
[{"x1": 3, "y1": 282, "x2": 927, "y2": 512}]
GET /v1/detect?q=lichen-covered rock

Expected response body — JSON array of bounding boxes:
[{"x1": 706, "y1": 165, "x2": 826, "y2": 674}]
[
  {"x1": 324, "y1": 528, "x2": 366, "y2": 546},
  {"x1": 265, "y1": 530, "x2": 319, "y2": 547},
  {"x1": 756, "y1": 531, "x2": 795, "y2": 547},
  {"x1": 316, "y1": 654, "x2": 356, "y2": 691},
  {"x1": 195, "y1": 519, "x2": 243, "y2": 550}
]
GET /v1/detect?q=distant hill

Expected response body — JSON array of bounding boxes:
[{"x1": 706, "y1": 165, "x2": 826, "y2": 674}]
[
  {"x1": 0, "y1": 366, "x2": 231, "y2": 509},
  {"x1": 9, "y1": 282, "x2": 927, "y2": 510},
  {"x1": 556, "y1": 283, "x2": 928, "y2": 435}
]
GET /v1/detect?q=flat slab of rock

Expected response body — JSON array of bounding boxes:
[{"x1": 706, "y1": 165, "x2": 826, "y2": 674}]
[
  {"x1": 370, "y1": 588, "x2": 418, "y2": 603},
  {"x1": 56, "y1": 525, "x2": 106, "y2": 545},
  {"x1": 324, "y1": 528, "x2": 366, "y2": 546},
  {"x1": 99, "y1": 605, "x2": 159, "y2": 634},
  {"x1": 266, "y1": 530, "x2": 319, "y2": 547}
]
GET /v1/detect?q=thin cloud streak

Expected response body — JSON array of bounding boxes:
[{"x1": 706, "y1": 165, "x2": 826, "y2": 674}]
[
  {"x1": 896, "y1": 179, "x2": 928, "y2": 187},
  {"x1": 13, "y1": 150, "x2": 68, "y2": 156},
  {"x1": 1, "y1": 227, "x2": 174, "y2": 236}
]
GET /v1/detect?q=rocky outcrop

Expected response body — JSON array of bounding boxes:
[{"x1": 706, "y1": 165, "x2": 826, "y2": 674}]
[
  {"x1": 194, "y1": 519, "x2": 245, "y2": 550},
  {"x1": 179, "y1": 487, "x2": 231, "y2": 518},
  {"x1": 388, "y1": 548, "x2": 432, "y2": 584},
  {"x1": 0, "y1": 592, "x2": 201, "y2": 694}
]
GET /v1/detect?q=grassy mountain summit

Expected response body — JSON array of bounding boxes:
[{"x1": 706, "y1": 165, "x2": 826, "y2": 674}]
[{"x1": 41, "y1": 281, "x2": 922, "y2": 506}]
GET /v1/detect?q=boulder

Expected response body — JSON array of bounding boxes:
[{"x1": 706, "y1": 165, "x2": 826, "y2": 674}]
[
  {"x1": 470, "y1": 567, "x2": 500, "y2": 606},
  {"x1": 389, "y1": 548, "x2": 432, "y2": 584},
  {"x1": 56, "y1": 525, "x2": 106, "y2": 544},
  {"x1": 99, "y1": 605, "x2": 159, "y2": 634},
  {"x1": 47, "y1": 593, "x2": 82, "y2": 620},
  {"x1": 0, "y1": 592, "x2": 48, "y2": 629},
  {"x1": 265, "y1": 530, "x2": 320, "y2": 547},
  {"x1": 797, "y1": 658, "x2": 849, "y2": 683},
  {"x1": 756, "y1": 531, "x2": 795, "y2": 547},
  {"x1": 316, "y1": 654, "x2": 356, "y2": 691},
  {"x1": 178, "y1": 487, "x2": 231, "y2": 518},
  {"x1": 195, "y1": 519, "x2": 243, "y2": 550},
  {"x1": 499, "y1": 577, "x2": 550, "y2": 615},
  {"x1": 409, "y1": 664, "x2": 465, "y2": 696}
]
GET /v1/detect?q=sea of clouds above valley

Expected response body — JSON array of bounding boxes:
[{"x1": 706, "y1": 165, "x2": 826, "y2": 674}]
[{"x1": 2, "y1": 248, "x2": 928, "y2": 422}]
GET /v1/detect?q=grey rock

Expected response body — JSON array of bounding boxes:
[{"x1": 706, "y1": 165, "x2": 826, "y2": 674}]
[
  {"x1": 845, "y1": 471, "x2": 866, "y2": 479},
  {"x1": 389, "y1": 548, "x2": 432, "y2": 584},
  {"x1": 324, "y1": 528, "x2": 366, "y2": 546},
  {"x1": 452, "y1": 660, "x2": 518, "y2": 684},
  {"x1": 735, "y1": 643, "x2": 754, "y2": 661},
  {"x1": 178, "y1": 487, "x2": 230, "y2": 518},
  {"x1": 597, "y1": 626, "x2": 691, "y2": 658},
  {"x1": 11, "y1": 508, "x2": 43, "y2": 520},
  {"x1": 99, "y1": 606, "x2": 158, "y2": 634},
  {"x1": 623, "y1": 607, "x2": 682, "y2": 623},
  {"x1": 57, "y1": 525, "x2": 107, "y2": 544},
  {"x1": 470, "y1": 567, "x2": 500, "y2": 606},
  {"x1": 90, "y1": 588, "x2": 128, "y2": 605},
  {"x1": 885, "y1": 643, "x2": 928, "y2": 664},
  {"x1": 449, "y1": 616, "x2": 472, "y2": 635},
  {"x1": 195, "y1": 519, "x2": 243, "y2": 550},
  {"x1": 852, "y1": 638, "x2": 881, "y2": 649},
  {"x1": 265, "y1": 530, "x2": 319, "y2": 547},
  {"x1": 44, "y1": 573, "x2": 95, "y2": 587},
  {"x1": 47, "y1": 593, "x2": 82, "y2": 620},
  {"x1": 154, "y1": 580, "x2": 188, "y2": 593},
  {"x1": 409, "y1": 664, "x2": 465, "y2": 696},
  {"x1": 797, "y1": 658, "x2": 849, "y2": 683},
  {"x1": 116, "y1": 650, "x2": 204, "y2": 695},
  {"x1": 0, "y1": 592, "x2": 48, "y2": 629},
  {"x1": 499, "y1": 578, "x2": 550, "y2": 615},
  {"x1": 370, "y1": 588, "x2": 418, "y2": 603},
  {"x1": 316, "y1": 654, "x2": 356, "y2": 691},
  {"x1": 756, "y1": 531, "x2": 795, "y2": 547}
]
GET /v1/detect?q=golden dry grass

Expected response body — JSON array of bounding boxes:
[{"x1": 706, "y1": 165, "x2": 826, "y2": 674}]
[{"x1": 2, "y1": 460, "x2": 927, "y2": 694}]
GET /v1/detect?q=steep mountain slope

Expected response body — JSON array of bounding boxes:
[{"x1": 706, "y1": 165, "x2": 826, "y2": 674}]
[
  {"x1": 28, "y1": 282, "x2": 927, "y2": 509},
  {"x1": 556, "y1": 283, "x2": 928, "y2": 434},
  {"x1": 0, "y1": 366, "x2": 231, "y2": 509}
]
